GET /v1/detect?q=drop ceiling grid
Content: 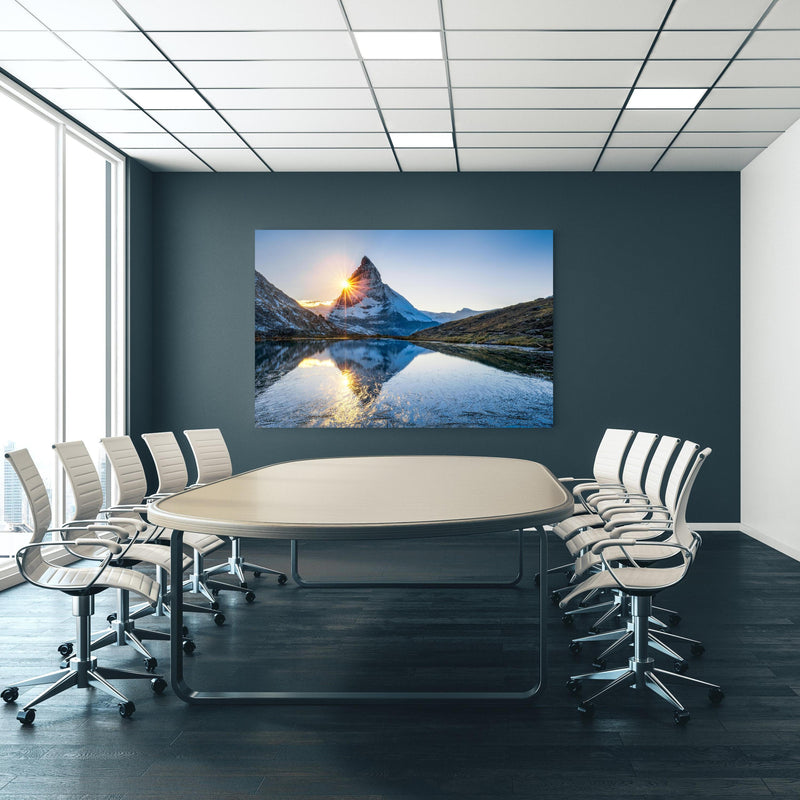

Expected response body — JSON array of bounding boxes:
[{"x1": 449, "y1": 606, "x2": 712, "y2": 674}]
[{"x1": 0, "y1": 0, "x2": 796, "y2": 170}]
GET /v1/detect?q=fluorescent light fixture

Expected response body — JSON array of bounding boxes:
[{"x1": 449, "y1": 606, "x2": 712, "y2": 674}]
[
  {"x1": 627, "y1": 88, "x2": 706, "y2": 109},
  {"x1": 390, "y1": 132, "x2": 453, "y2": 148},
  {"x1": 354, "y1": 31, "x2": 442, "y2": 60}
]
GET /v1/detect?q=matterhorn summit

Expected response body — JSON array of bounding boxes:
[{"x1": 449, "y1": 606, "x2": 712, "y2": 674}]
[{"x1": 327, "y1": 256, "x2": 436, "y2": 336}]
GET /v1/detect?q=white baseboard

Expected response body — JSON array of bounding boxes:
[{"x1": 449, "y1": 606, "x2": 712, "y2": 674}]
[
  {"x1": 738, "y1": 523, "x2": 800, "y2": 562},
  {"x1": 690, "y1": 523, "x2": 742, "y2": 532}
]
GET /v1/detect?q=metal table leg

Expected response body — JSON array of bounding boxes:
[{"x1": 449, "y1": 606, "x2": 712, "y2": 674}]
[{"x1": 171, "y1": 527, "x2": 548, "y2": 705}]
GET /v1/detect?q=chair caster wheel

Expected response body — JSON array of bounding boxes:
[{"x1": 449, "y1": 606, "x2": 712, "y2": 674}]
[
  {"x1": 17, "y1": 709, "x2": 35, "y2": 725},
  {"x1": 668, "y1": 614, "x2": 681, "y2": 626},
  {"x1": 151, "y1": 677, "x2": 167, "y2": 695},
  {"x1": 118, "y1": 701, "x2": 135, "y2": 718},
  {"x1": 278, "y1": 574, "x2": 288, "y2": 585},
  {"x1": 211, "y1": 588, "x2": 220, "y2": 597},
  {"x1": 690, "y1": 643, "x2": 705, "y2": 656},
  {"x1": 210, "y1": 601, "x2": 220, "y2": 611},
  {"x1": 2, "y1": 687, "x2": 19, "y2": 703},
  {"x1": 561, "y1": 614, "x2": 574, "y2": 627},
  {"x1": 673, "y1": 710, "x2": 690, "y2": 725},
  {"x1": 592, "y1": 658, "x2": 606, "y2": 671},
  {"x1": 245, "y1": 591, "x2": 256, "y2": 603},
  {"x1": 57, "y1": 642, "x2": 73, "y2": 657},
  {"x1": 534, "y1": 574, "x2": 540, "y2": 586},
  {"x1": 577, "y1": 701, "x2": 595, "y2": 717},
  {"x1": 566, "y1": 679, "x2": 581, "y2": 695},
  {"x1": 674, "y1": 660, "x2": 689, "y2": 674},
  {"x1": 213, "y1": 612, "x2": 225, "y2": 626},
  {"x1": 144, "y1": 657, "x2": 158, "y2": 673},
  {"x1": 709, "y1": 687, "x2": 725, "y2": 704},
  {"x1": 107, "y1": 613, "x2": 117, "y2": 624},
  {"x1": 569, "y1": 642, "x2": 582, "y2": 655},
  {"x1": 182, "y1": 638, "x2": 196, "y2": 654},
  {"x1": 182, "y1": 625, "x2": 189, "y2": 636},
  {"x1": 253, "y1": 571, "x2": 262, "y2": 578}
]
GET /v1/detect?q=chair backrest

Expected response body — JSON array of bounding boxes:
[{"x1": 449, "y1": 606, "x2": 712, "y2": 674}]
[
  {"x1": 141, "y1": 432, "x2": 189, "y2": 495},
  {"x1": 100, "y1": 436, "x2": 148, "y2": 506},
  {"x1": 53, "y1": 441, "x2": 104, "y2": 522},
  {"x1": 183, "y1": 428, "x2": 232, "y2": 485},
  {"x1": 664, "y1": 440, "x2": 700, "y2": 515},
  {"x1": 643, "y1": 435, "x2": 681, "y2": 506},
  {"x1": 4, "y1": 449, "x2": 51, "y2": 543},
  {"x1": 591, "y1": 428, "x2": 634, "y2": 485},
  {"x1": 671, "y1": 447, "x2": 712, "y2": 550},
  {"x1": 619, "y1": 432, "x2": 658, "y2": 494}
]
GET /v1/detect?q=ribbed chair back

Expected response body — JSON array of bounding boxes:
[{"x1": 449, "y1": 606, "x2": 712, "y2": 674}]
[
  {"x1": 591, "y1": 428, "x2": 634, "y2": 485},
  {"x1": 100, "y1": 436, "x2": 148, "y2": 507},
  {"x1": 4, "y1": 449, "x2": 52, "y2": 542},
  {"x1": 642, "y1": 435, "x2": 681, "y2": 507},
  {"x1": 141, "y1": 432, "x2": 189, "y2": 495},
  {"x1": 619, "y1": 432, "x2": 658, "y2": 495},
  {"x1": 183, "y1": 428, "x2": 232, "y2": 485},
  {"x1": 53, "y1": 441, "x2": 104, "y2": 522}
]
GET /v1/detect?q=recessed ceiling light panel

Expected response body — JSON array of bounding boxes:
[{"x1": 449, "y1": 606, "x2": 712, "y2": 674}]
[
  {"x1": 354, "y1": 31, "x2": 442, "y2": 60},
  {"x1": 390, "y1": 132, "x2": 453, "y2": 148},
  {"x1": 627, "y1": 88, "x2": 706, "y2": 108}
]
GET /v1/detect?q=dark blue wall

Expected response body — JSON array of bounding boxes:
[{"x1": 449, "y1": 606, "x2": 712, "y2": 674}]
[{"x1": 135, "y1": 170, "x2": 740, "y2": 521}]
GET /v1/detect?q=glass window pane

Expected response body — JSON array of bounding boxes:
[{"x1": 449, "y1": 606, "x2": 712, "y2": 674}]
[{"x1": 0, "y1": 90, "x2": 57, "y2": 551}]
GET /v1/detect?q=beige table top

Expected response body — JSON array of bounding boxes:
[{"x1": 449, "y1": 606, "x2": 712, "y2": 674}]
[{"x1": 148, "y1": 455, "x2": 572, "y2": 541}]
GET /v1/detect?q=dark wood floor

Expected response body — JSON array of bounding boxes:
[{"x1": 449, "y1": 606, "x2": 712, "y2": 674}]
[{"x1": 0, "y1": 531, "x2": 798, "y2": 799}]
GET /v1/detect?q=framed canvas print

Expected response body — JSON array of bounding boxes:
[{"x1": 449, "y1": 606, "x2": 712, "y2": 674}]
[{"x1": 255, "y1": 229, "x2": 553, "y2": 428}]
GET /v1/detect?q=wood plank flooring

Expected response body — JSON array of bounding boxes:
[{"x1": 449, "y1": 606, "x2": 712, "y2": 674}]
[{"x1": 0, "y1": 531, "x2": 797, "y2": 799}]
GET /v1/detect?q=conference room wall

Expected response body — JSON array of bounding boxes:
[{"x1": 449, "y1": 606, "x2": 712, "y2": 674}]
[{"x1": 137, "y1": 170, "x2": 740, "y2": 522}]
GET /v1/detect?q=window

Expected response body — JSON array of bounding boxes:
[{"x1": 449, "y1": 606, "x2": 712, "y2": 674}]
[{"x1": 0, "y1": 75, "x2": 125, "y2": 583}]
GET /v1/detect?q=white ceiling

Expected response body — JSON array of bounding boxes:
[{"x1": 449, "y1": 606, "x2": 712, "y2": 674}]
[{"x1": 1, "y1": 0, "x2": 798, "y2": 172}]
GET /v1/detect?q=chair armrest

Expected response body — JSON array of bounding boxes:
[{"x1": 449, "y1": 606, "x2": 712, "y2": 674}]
[
  {"x1": 604, "y1": 515, "x2": 672, "y2": 532},
  {"x1": 16, "y1": 540, "x2": 119, "y2": 590}
]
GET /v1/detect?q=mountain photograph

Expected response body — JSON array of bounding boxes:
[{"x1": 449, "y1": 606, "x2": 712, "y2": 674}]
[{"x1": 254, "y1": 229, "x2": 554, "y2": 429}]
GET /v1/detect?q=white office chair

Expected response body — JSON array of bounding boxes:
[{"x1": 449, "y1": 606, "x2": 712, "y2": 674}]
[
  {"x1": 102, "y1": 434, "x2": 228, "y2": 621},
  {"x1": 184, "y1": 428, "x2": 287, "y2": 590},
  {"x1": 562, "y1": 447, "x2": 723, "y2": 723},
  {"x1": 2, "y1": 450, "x2": 166, "y2": 724}
]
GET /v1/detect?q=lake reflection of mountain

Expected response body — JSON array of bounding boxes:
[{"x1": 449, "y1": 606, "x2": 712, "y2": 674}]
[{"x1": 254, "y1": 338, "x2": 553, "y2": 429}]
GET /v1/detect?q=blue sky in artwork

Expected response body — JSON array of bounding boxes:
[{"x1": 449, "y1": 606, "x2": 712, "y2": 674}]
[{"x1": 255, "y1": 229, "x2": 553, "y2": 312}]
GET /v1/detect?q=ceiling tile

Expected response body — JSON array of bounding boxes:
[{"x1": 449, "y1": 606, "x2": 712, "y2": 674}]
[
  {"x1": 203, "y1": 88, "x2": 374, "y2": 109},
  {"x1": 703, "y1": 87, "x2": 800, "y2": 108},
  {"x1": 177, "y1": 60, "x2": 368, "y2": 89},
  {"x1": 455, "y1": 108, "x2": 617, "y2": 132},
  {"x1": 382, "y1": 108, "x2": 452, "y2": 132},
  {"x1": 719, "y1": 59, "x2": 800, "y2": 87},
  {"x1": 343, "y1": 0, "x2": 442, "y2": 30},
  {"x1": 761, "y1": 1, "x2": 800, "y2": 27},
  {"x1": 738, "y1": 31, "x2": 800, "y2": 59},
  {"x1": 58, "y1": 31, "x2": 164, "y2": 60},
  {"x1": 675, "y1": 130, "x2": 782, "y2": 147},
  {"x1": 445, "y1": 31, "x2": 653, "y2": 60},
  {"x1": 649, "y1": 30, "x2": 747, "y2": 60},
  {"x1": 0, "y1": 31, "x2": 78, "y2": 58},
  {"x1": 191, "y1": 149, "x2": 268, "y2": 172},
  {"x1": 176, "y1": 132, "x2": 248, "y2": 147},
  {"x1": 665, "y1": 0, "x2": 773, "y2": 30},
  {"x1": 17, "y1": 0, "x2": 137, "y2": 30},
  {"x1": 396, "y1": 148, "x2": 457, "y2": 171},
  {"x1": 102, "y1": 131, "x2": 182, "y2": 148},
  {"x1": 456, "y1": 131, "x2": 607, "y2": 147},
  {"x1": 608, "y1": 131, "x2": 676, "y2": 147},
  {"x1": 150, "y1": 31, "x2": 357, "y2": 61},
  {"x1": 0, "y1": 0, "x2": 46, "y2": 29},
  {"x1": 365, "y1": 60, "x2": 447, "y2": 88},
  {"x1": 255, "y1": 148, "x2": 399, "y2": 171},
  {"x1": 125, "y1": 148, "x2": 212, "y2": 171},
  {"x1": 39, "y1": 87, "x2": 137, "y2": 109},
  {"x1": 458, "y1": 147, "x2": 601, "y2": 170},
  {"x1": 93, "y1": 60, "x2": 191, "y2": 89},
  {"x1": 637, "y1": 60, "x2": 728, "y2": 88},
  {"x1": 118, "y1": 0, "x2": 347, "y2": 30},
  {"x1": 374, "y1": 88, "x2": 450, "y2": 108},
  {"x1": 125, "y1": 89, "x2": 211, "y2": 109},
  {"x1": 0, "y1": 60, "x2": 111, "y2": 88},
  {"x1": 442, "y1": 0, "x2": 669, "y2": 30},
  {"x1": 244, "y1": 132, "x2": 389, "y2": 148},
  {"x1": 686, "y1": 108, "x2": 800, "y2": 131},
  {"x1": 145, "y1": 109, "x2": 233, "y2": 132},
  {"x1": 655, "y1": 146, "x2": 764, "y2": 170},
  {"x1": 223, "y1": 108, "x2": 385, "y2": 133},
  {"x1": 615, "y1": 109, "x2": 694, "y2": 131},
  {"x1": 596, "y1": 148, "x2": 664, "y2": 170},
  {"x1": 451, "y1": 87, "x2": 628, "y2": 108},
  {"x1": 449, "y1": 60, "x2": 640, "y2": 88},
  {"x1": 67, "y1": 108, "x2": 165, "y2": 133}
]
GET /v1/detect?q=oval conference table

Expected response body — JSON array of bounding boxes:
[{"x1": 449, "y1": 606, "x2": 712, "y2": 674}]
[{"x1": 148, "y1": 455, "x2": 574, "y2": 705}]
